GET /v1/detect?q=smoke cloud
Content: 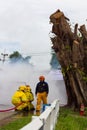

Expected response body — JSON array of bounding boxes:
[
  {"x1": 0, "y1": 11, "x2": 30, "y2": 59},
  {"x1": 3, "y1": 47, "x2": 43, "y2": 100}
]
[{"x1": 0, "y1": 63, "x2": 67, "y2": 107}]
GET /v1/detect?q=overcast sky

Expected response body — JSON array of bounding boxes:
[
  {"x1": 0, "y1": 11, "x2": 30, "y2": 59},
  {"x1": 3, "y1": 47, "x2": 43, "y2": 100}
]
[
  {"x1": 0, "y1": 0, "x2": 87, "y2": 55},
  {"x1": 1, "y1": 0, "x2": 87, "y2": 104}
]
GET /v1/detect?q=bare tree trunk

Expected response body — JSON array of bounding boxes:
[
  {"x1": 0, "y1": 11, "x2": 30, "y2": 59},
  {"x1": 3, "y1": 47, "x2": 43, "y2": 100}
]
[{"x1": 50, "y1": 10, "x2": 87, "y2": 108}]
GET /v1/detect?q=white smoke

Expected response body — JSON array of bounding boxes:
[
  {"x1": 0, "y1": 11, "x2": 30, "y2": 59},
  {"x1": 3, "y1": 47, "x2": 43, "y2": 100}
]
[{"x1": 0, "y1": 63, "x2": 67, "y2": 107}]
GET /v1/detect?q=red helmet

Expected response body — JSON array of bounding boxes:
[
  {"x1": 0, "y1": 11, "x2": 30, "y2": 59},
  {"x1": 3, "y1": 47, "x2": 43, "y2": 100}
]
[{"x1": 39, "y1": 76, "x2": 45, "y2": 81}]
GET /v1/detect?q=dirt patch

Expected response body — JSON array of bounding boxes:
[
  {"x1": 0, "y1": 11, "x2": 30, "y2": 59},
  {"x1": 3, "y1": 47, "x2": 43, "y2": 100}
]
[
  {"x1": 0, "y1": 116, "x2": 16, "y2": 127},
  {"x1": 0, "y1": 111, "x2": 34, "y2": 127},
  {"x1": 0, "y1": 112, "x2": 19, "y2": 127}
]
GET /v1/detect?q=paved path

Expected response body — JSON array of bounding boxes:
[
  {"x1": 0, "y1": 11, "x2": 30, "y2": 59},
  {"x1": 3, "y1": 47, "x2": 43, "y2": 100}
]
[
  {"x1": 0, "y1": 104, "x2": 22, "y2": 127},
  {"x1": 0, "y1": 111, "x2": 17, "y2": 120},
  {"x1": 0, "y1": 110, "x2": 18, "y2": 127},
  {"x1": 0, "y1": 104, "x2": 34, "y2": 127}
]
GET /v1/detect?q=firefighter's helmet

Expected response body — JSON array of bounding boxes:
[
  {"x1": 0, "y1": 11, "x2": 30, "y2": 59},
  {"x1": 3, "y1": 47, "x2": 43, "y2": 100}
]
[
  {"x1": 19, "y1": 85, "x2": 26, "y2": 91},
  {"x1": 39, "y1": 75, "x2": 45, "y2": 81}
]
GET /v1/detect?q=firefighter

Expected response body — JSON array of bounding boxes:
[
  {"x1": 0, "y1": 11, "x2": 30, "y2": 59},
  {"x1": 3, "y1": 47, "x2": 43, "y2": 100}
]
[
  {"x1": 35, "y1": 75, "x2": 49, "y2": 115},
  {"x1": 25, "y1": 85, "x2": 35, "y2": 111},
  {"x1": 11, "y1": 85, "x2": 28, "y2": 111}
]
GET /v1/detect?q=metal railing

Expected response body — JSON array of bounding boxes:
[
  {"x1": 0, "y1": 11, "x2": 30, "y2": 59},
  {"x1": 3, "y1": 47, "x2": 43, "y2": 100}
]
[{"x1": 20, "y1": 99, "x2": 59, "y2": 130}]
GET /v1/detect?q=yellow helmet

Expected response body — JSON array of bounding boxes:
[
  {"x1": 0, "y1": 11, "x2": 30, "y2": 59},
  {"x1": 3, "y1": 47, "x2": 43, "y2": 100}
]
[
  {"x1": 26, "y1": 85, "x2": 31, "y2": 92},
  {"x1": 19, "y1": 85, "x2": 26, "y2": 91}
]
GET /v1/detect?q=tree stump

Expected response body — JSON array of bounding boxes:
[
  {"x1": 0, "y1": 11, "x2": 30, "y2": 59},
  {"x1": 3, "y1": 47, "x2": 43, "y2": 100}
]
[{"x1": 50, "y1": 9, "x2": 87, "y2": 109}]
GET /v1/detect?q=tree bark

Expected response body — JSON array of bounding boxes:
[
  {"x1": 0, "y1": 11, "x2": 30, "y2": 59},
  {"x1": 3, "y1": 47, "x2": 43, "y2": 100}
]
[{"x1": 50, "y1": 10, "x2": 87, "y2": 108}]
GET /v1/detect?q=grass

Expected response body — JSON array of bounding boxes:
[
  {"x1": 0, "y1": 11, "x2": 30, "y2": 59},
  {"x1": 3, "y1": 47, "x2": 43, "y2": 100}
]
[
  {"x1": 0, "y1": 113, "x2": 32, "y2": 130},
  {"x1": 55, "y1": 107, "x2": 87, "y2": 130},
  {"x1": 0, "y1": 107, "x2": 87, "y2": 130}
]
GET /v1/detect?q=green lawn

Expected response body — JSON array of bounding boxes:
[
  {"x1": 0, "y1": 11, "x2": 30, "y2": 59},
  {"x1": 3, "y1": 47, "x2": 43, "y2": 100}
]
[
  {"x1": 0, "y1": 107, "x2": 87, "y2": 130},
  {"x1": 0, "y1": 113, "x2": 32, "y2": 130},
  {"x1": 55, "y1": 107, "x2": 87, "y2": 130}
]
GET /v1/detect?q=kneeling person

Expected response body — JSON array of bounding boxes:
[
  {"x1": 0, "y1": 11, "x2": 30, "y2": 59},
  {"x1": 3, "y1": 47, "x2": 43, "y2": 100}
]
[
  {"x1": 11, "y1": 85, "x2": 28, "y2": 111},
  {"x1": 25, "y1": 85, "x2": 35, "y2": 111}
]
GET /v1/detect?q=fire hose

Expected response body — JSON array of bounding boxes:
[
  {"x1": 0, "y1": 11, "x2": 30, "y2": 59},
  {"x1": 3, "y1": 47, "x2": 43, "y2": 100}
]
[{"x1": 0, "y1": 103, "x2": 23, "y2": 112}]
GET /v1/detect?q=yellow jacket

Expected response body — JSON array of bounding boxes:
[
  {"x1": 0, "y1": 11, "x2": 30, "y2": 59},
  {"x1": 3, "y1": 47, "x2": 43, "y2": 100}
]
[
  {"x1": 12, "y1": 90, "x2": 28, "y2": 105},
  {"x1": 25, "y1": 89, "x2": 34, "y2": 102}
]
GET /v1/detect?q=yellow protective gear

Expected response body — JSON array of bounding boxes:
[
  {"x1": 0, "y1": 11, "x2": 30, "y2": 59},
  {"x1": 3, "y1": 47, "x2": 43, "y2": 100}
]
[
  {"x1": 25, "y1": 91, "x2": 34, "y2": 102},
  {"x1": 25, "y1": 86, "x2": 35, "y2": 110},
  {"x1": 26, "y1": 85, "x2": 31, "y2": 88},
  {"x1": 39, "y1": 75, "x2": 45, "y2": 81},
  {"x1": 19, "y1": 85, "x2": 26, "y2": 91},
  {"x1": 25, "y1": 86, "x2": 31, "y2": 92},
  {"x1": 11, "y1": 90, "x2": 28, "y2": 110},
  {"x1": 36, "y1": 92, "x2": 47, "y2": 111},
  {"x1": 27, "y1": 102, "x2": 35, "y2": 111},
  {"x1": 25, "y1": 86, "x2": 34, "y2": 102}
]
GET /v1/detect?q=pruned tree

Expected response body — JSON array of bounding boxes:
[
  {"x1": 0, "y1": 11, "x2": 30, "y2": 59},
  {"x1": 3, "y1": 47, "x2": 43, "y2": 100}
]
[{"x1": 50, "y1": 9, "x2": 87, "y2": 109}]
